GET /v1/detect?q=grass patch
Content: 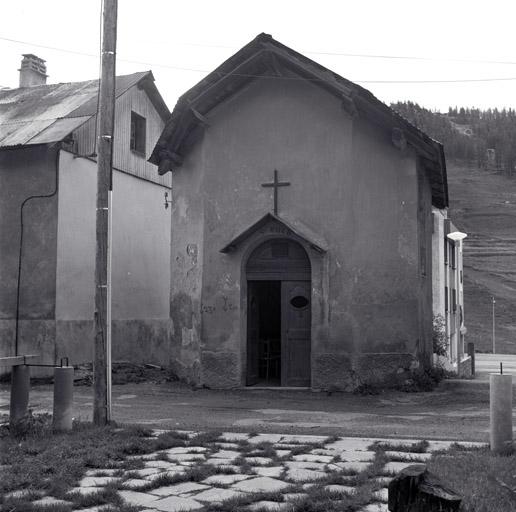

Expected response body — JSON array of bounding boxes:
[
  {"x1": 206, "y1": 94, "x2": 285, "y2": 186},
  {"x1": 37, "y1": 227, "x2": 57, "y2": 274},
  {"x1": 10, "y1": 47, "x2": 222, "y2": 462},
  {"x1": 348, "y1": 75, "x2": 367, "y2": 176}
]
[
  {"x1": 427, "y1": 447, "x2": 516, "y2": 511},
  {"x1": 0, "y1": 418, "x2": 188, "y2": 502}
]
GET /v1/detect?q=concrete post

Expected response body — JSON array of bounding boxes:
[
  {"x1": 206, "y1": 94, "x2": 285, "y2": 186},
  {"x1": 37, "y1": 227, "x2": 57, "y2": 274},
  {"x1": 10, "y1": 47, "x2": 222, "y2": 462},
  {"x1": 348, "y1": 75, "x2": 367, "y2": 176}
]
[
  {"x1": 53, "y1": 366, "x2": 74, "y2": 432},
  {"x1": 490, "y1": 373, "x2": 513, "y2": 455},
  {"x1": 10, "y1": 365, "x2": 30, "y2": 427},
  {"x1": 467, "y1": 342, "x2": 475, "y2": 374}
]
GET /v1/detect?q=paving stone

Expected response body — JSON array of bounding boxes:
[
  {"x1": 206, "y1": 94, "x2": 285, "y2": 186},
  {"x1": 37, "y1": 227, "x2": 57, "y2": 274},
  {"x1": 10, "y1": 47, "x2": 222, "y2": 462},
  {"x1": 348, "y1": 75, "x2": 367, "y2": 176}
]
[
  {"x1": 325, "y1": 438, "x2": 379, "y2": 452},
  {"x1": 292, "y1": 454, "x2": 333, "y2": 463},
  {"x1": 279, "y1": 435, "x2": 329, "y2": 444},
  {"x1": 31, "y1": 496, "x2": 73, "y2": 507},
  {"x1": 145, "y1": 460, "x2": 179, "y2": 468},
  {"x1": 206, "y1": 457, "x2": 239, "y2": 466},
  {"x1": 79, "y1": 476, "x2": 120, "y2": 487},
  {"x1": 151, "y1": 429, "x2": 169, "y2": 437},
  {"x1": 121, "y1": 478, "x2": 150, "y2": 489},
  {"x1": 194, "y1": 488, "x2": 245, "y2": 502},
  {"x1": 285, "y1": 461, "x2": 327, "y2": 471},
  {"x1": 221, "y1": 432, "x2": 250, "y2": 442},
  {"x1": 210, "y1": 449, "x2": 241, "y2": 459},
  {"x1": 284, "y1": 468, "x2": 327, "y2": 482},
  {"x1": 232, "y1": 476, "x2": 290, "y2": 493},
  {"x1": 150, "y1": 482, "x2": 210, "y2": 496},
  {"x1": 119, "y1": 490, "x2": 160, "y2": 506},
  {"x1": 374, "y1": 476, "x2": 392, "y2": 486},
  {"x1": 167, "y1": 453, "x2": 207, "y2": 462},
  {"x1": 249, "y1": 500, "x2": 293, "y2": 511},
  {"x1": 373, "y1": 488, "x2": 389, "y2": 502},
  {"x1": 246, "y1": 456, "x2": 275, "y2": 466},
  {"x1": 85, "y1": 468, "x2": 119, "y2": 476},
  {"x1": 328, "y1": 461, "x2": 371, "y2": 473},
  {"x1": 383, "y1": 462, "x2": 412, "y2": 475},
  {"x1": 248, "y1": 434, "x2": 284, "y2": 444},
  {"x1": 324, "y1": 485, "x2": 355, "y2": 495},
  {"x1": 202, "y1": 474, "x2": 251, "y2": 485},
  {"x1": 339, "y1": 451, "x2": 376, "y2": 462},
  {"x1": 360, "y1": 503, "x2": 389, "y2": 512},
  {"x1": 166, "y1": 447, "x2": 208, "y2": 454},
  {"x1": 4, "y1": 489, "x2": 43, "y2": 499},
  {"x1": 67, "y1": 486, "x2": 105, "y2": 496},
  {"x1": 309, "y1": 448, "x2": 337, "y2": 456},
  {"x1": 283, "y1": 493, "x2": 308, "y2": 501},
  {"x1": 75, "y1": 506, "x2": 113, "y2": 512},
  {"x1": 216, "y1": 442, "x2": 241, "y2": 450},
  {"x1": 145, "y1": 471, "x2": 170, "y2": 481},
  {"x1": 384, "y1": 451, "x2": 432, "y2": 462},
  {"x1": 131, "y1": 467, "x2": 163, "y2": 477},
  {"x1": 161, "y1": 466, "x2": 188, "y2": 475},
  {"x1": 252, "y1": 466, "x2": 284, "y2": 478},
  {"x1": 151, "y1": 495, "x2": 204, "y2": 511},
  {"x1": 127, "y1": 453, "x2": 158, "y2": 460}
]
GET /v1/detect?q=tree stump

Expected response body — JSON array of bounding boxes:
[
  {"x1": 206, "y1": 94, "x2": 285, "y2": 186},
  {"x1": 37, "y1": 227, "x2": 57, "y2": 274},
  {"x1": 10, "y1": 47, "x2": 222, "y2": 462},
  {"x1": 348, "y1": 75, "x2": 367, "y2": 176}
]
[{"x1": 388, "y1": 464, "x2": 462, "y2": 512}]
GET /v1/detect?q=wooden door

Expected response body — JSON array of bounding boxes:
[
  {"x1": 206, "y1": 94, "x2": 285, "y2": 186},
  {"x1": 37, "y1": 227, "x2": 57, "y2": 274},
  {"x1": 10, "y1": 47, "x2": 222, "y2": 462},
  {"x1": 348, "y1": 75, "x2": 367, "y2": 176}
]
[
  {"x1": 246, "y1": 282, "x2": 260, "y2": 385},
  {"x1": 281, "y1": 281, "x2": 311, "y2": 387}
]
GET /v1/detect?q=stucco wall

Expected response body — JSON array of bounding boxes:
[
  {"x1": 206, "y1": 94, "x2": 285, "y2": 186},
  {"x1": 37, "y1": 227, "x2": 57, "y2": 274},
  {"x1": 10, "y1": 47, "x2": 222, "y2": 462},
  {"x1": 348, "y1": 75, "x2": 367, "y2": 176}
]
[
  {"x1": 0, "y1": 145, "x2": 59, "y2": 364},
  {"x1": 169, "y1": 76, "x2": 434, "y2": 389},
  {"x1": 55, "y1": 150, "x2": 172, "y2": 365},
  {"x1": 168, "y1": 143, "x2": 204, "y2": 383}
]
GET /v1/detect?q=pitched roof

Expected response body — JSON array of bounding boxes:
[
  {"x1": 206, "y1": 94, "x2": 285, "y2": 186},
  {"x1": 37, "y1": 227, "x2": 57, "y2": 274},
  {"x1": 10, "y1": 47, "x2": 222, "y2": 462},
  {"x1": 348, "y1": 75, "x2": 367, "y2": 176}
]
[
  {"x1": 149, "y1": 33, "x2": 448, "y2": 209},
  {"x1": 0, "y1": 71, "x2": 169, "y2": 148}
]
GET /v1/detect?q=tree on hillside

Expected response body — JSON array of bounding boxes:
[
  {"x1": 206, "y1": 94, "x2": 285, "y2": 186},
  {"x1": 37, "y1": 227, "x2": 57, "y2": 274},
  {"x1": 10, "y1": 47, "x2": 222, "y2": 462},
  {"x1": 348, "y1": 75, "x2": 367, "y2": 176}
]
[{"x1": 391, "y1": 102, "x2": 516, "y2": 176}]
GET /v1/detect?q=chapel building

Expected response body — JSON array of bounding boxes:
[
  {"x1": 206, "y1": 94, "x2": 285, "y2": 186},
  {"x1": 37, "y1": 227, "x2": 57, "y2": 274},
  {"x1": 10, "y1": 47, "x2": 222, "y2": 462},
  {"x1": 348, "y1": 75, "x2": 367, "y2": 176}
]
[{"x1": 150, "y1": 34, "x2": 449, "y2": 390}]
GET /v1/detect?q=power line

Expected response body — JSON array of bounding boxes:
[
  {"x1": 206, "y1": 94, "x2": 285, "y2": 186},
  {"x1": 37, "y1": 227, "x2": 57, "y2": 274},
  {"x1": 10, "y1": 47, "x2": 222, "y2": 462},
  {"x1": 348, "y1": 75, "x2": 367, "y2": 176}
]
[{"x1": 2, "y1": 36, "x2": 516, "y2": 84}]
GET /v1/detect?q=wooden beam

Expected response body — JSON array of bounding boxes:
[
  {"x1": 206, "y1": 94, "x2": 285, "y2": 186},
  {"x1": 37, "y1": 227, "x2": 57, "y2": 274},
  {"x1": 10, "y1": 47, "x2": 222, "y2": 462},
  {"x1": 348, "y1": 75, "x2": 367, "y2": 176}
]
[
  {"x1": 392, "y1": 127, "x2": 407, "y2": 151},
  {"x1": 189, "y1": 108, "x2": 210, "y2": 126},
  {"x1": 341, "y1": 94, "x2": 359, "y2": 120},
  {"x1": 0, "y1": 355, "x2": 38, "y2": 367}
]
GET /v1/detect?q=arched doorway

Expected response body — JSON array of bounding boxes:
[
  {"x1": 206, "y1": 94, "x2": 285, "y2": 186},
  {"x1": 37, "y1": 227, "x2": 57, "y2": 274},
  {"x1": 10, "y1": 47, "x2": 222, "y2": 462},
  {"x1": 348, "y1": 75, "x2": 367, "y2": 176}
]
[{"x1": 246, "y1": 239, "x2": 311, "y2": 387}]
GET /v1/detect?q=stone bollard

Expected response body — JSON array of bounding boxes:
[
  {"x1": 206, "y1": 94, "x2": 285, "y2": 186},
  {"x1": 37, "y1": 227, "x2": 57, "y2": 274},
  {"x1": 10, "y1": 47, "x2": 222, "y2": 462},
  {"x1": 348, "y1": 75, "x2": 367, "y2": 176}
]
[
  {"x1": 490, "y1": 373, "x2": 513, "y2": 455},
  {"x1": 53, "y1": 366, "x2": 74, "y2": 432},
  {"x1": 10, "y1": 364, "x2": 30, "y2": 428},
  {"x1": 467, "y1": 342, "x2": 475, "y2": 374}
]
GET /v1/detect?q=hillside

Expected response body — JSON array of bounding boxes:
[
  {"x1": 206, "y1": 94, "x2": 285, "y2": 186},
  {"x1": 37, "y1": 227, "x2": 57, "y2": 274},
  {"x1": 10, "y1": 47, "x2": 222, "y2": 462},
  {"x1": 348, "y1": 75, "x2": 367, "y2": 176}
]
[
  {"x1": 447, "y1": 164, "x2": 516, "y2": 354},
  {"x1": 390, "y1": 102, "x2": 516, "y2": 354}
]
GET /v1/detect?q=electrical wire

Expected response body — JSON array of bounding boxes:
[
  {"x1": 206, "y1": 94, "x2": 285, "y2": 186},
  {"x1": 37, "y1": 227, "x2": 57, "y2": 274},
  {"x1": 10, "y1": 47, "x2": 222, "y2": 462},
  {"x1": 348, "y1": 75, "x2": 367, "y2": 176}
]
[
  {"x1": 3, "y1": 35, "x2": 516, "y2": 66},
  {"x1": 2, "y1": 36, "x2": 516, "y2": 84}
]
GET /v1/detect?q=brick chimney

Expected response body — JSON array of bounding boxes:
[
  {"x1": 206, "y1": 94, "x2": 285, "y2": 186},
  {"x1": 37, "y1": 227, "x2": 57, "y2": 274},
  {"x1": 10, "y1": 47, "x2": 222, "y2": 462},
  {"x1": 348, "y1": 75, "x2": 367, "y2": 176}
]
[{"x1": 18, "y1": 54, "x2": 48, "y2": 87}]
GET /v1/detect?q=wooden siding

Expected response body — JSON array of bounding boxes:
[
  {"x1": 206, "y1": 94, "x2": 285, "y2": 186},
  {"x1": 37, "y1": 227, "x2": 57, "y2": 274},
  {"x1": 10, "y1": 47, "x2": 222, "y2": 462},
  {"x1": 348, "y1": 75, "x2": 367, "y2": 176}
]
[{"x1": 73, "y1": 85, "x2": 171, "y2": 188}]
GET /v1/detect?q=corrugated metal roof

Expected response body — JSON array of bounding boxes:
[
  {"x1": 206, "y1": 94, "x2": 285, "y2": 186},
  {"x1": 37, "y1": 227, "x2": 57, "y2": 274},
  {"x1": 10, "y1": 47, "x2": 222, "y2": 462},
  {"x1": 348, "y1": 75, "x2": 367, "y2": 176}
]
[{"x1": 0, "y1": 71, "x2": 152, "y2": 148}]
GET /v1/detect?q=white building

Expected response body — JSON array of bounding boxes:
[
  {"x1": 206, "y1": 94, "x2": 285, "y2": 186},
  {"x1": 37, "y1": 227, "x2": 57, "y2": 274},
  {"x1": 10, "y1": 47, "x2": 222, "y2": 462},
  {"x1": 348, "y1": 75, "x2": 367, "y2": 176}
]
[{"x1": 432, "y1": 209, "x2": 470, "y2": 376}]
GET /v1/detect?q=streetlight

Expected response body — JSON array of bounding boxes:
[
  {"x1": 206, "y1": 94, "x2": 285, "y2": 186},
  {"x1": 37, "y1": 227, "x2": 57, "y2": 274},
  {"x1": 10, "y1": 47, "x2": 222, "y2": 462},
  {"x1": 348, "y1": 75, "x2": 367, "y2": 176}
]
[
  {"x1": 492, "y1": 297, "x2": 496, "y2": 354},
  {"x1": 447, "y1": 232, "x2": 468, "y2": 243}
]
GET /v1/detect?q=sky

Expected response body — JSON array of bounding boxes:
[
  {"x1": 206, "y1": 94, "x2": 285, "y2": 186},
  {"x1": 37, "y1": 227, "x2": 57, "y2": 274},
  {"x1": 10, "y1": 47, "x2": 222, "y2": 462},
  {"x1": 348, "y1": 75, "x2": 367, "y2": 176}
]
[{"x1": 1, "y1": 0, "x2": 516, "y2": 113}]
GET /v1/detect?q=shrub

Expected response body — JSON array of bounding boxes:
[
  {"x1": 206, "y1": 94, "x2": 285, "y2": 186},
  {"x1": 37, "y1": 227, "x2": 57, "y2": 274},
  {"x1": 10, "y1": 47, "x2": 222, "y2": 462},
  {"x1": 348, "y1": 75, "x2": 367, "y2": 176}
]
[{"x1": 433, "y1": 314, "x2": 448, "y2": 356}]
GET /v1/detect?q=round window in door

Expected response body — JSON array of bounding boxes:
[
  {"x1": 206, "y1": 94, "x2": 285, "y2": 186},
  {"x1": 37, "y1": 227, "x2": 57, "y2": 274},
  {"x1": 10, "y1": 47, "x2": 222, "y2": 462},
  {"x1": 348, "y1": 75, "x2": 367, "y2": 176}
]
[{"x1": 290, "y1": 295, "x2": 309, "y2": 310}]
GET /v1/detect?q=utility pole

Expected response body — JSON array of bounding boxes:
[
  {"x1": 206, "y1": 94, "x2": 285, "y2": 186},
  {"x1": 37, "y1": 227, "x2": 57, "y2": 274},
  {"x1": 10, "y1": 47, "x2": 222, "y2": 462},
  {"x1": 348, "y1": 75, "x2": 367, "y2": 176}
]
[{"x1": 93, "y1": 0, "x2": 117, "y2": 426}]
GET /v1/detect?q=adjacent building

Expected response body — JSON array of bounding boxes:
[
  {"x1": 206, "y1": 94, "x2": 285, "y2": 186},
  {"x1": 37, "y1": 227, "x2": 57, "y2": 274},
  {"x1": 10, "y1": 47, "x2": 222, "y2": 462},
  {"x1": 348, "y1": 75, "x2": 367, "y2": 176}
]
[{"x1": 0, "y1": 55, "x2": 172, "y2": 372}]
